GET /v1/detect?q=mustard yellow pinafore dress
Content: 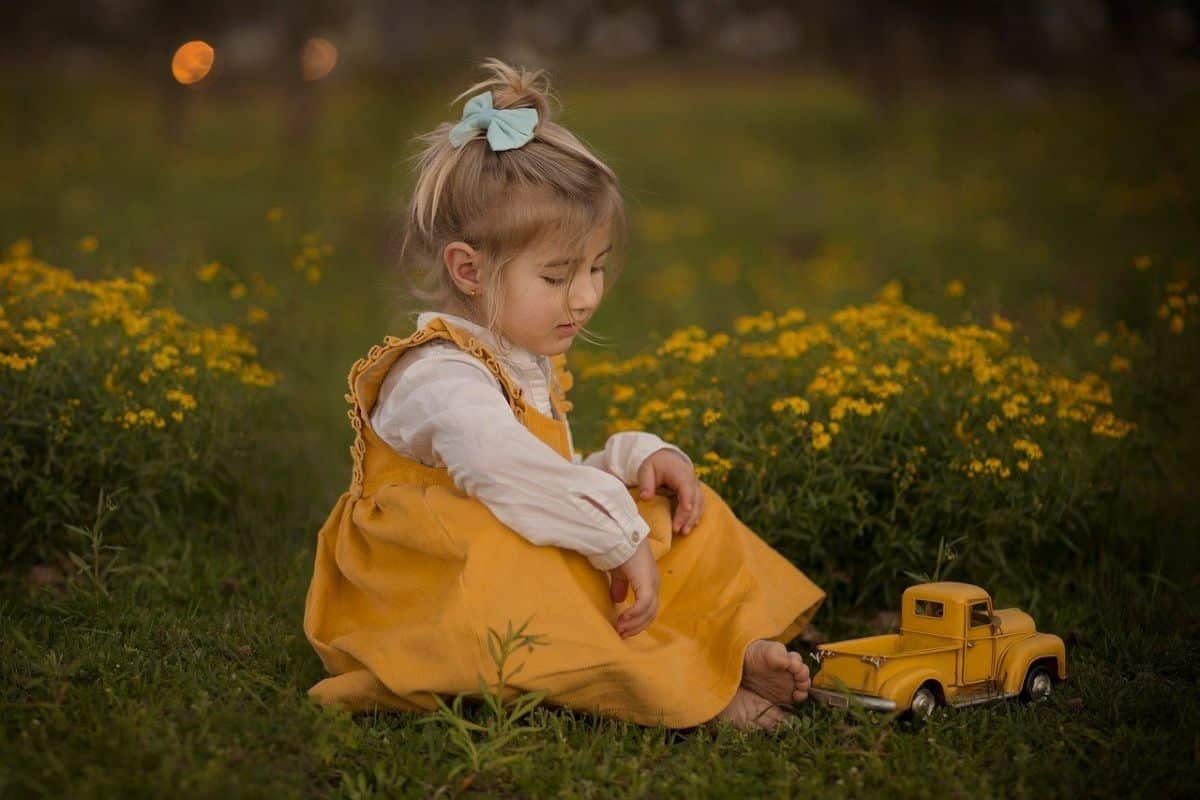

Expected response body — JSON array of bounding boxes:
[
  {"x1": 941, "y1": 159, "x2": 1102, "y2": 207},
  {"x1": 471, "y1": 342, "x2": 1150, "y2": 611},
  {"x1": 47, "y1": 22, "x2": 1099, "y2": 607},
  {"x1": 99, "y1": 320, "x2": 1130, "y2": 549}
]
[{"x1": 303, "y1": 316, "x2": 825, "y2": 728}]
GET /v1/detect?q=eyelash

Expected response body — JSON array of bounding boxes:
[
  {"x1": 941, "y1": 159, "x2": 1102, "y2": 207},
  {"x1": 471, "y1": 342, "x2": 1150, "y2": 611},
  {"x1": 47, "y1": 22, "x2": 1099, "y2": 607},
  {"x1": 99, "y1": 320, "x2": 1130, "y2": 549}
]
[{"x1": 542, "y1": 265, "x2": 606, "y2": 286}]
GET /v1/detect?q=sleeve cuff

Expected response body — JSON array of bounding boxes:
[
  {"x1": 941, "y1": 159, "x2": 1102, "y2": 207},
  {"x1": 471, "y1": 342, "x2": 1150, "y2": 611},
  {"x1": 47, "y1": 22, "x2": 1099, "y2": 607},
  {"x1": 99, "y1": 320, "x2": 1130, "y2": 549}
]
[{"x1": 585, "y1": 515, "x2": 650, "y2": 571}]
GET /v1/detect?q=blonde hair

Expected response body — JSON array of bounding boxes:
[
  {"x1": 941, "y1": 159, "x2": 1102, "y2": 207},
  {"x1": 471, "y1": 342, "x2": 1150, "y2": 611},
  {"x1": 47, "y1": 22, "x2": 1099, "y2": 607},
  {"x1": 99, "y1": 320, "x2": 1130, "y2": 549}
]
[{"x1": 395, "y1": 57, "x2": 628, "y2": 355}]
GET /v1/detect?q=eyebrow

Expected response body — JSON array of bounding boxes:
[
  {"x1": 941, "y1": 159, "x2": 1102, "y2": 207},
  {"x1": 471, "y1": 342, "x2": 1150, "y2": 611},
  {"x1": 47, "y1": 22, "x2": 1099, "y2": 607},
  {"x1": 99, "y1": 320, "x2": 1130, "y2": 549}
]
[{"x1": 541, "y1": 243, "x2": 612, "y2": 269}]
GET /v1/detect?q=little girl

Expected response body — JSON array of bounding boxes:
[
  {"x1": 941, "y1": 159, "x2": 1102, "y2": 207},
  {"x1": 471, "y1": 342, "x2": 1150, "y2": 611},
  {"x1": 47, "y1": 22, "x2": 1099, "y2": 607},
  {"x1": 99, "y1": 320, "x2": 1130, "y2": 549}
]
[{"x1": 303, "y1": 58, "x2": 825, "y2": 732}]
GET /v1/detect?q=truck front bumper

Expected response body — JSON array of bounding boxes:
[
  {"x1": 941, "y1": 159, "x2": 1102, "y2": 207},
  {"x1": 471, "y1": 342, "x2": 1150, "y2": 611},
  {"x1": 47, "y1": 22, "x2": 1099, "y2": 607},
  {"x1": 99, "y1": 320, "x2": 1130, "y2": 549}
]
[{"x1": 809, "y1": 687, "x2": 898, "y2": 712}]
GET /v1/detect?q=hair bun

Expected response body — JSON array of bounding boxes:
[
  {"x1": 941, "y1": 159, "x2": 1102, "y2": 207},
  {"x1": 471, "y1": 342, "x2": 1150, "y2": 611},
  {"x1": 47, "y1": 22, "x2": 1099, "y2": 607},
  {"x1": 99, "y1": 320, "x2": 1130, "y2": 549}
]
[{"x1": 451, "y1": 57, "x2": 559, "y2": 126}]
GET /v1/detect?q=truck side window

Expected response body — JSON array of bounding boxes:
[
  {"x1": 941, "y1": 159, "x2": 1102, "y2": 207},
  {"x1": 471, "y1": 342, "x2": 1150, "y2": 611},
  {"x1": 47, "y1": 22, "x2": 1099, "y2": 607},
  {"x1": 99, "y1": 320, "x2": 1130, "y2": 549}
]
[
  {"x1": 970, "y1": 602, "x2": 991, "y2": 627},
  {"x1": 914, "y1": 599, "x2": 944, "y2": 618}
]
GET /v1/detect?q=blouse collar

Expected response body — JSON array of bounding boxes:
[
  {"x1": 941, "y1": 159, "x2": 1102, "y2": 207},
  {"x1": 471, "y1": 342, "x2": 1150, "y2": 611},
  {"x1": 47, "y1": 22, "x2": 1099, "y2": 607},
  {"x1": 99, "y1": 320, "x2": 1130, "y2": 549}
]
[{"x1": 415, "y1": 310, "x2": 546, "y2": 370}]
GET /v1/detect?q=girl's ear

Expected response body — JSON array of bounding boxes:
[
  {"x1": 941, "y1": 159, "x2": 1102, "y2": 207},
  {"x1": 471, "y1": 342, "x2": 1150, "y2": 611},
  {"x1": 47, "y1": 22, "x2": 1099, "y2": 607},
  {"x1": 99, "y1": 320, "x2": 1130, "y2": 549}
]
[{"x1": 443, "y1": 241, "x2": 483, "y2": 294}]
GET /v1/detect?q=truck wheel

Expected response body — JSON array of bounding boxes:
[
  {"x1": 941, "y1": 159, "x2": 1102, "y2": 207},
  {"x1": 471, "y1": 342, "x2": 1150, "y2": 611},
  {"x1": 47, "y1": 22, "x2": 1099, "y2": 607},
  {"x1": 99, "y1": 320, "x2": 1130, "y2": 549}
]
[
  {"x1": 1021, "y1": 664, "x2": 1053, "y2": 703},
  {"x1": 910, "y1": 685, "x2": 939, "y2": 718}
]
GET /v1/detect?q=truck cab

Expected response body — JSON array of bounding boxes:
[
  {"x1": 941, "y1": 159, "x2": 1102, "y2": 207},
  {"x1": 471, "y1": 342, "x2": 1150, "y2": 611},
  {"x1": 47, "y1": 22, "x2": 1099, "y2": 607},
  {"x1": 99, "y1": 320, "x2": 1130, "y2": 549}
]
[{"x1": 809, "y1": 582, "x2": 1067, "y2": 715}]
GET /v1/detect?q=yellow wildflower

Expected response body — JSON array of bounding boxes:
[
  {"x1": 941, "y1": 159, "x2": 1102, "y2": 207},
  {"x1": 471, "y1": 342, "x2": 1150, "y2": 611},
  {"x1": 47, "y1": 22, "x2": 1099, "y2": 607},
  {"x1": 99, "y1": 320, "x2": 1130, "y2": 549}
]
[
  {"x1": 78, "y1": 235, "x2": 99, "y2": 253},
  {"x1": 0, "y1": 353, "x2": 37, "y2": 370},
  {"x1": 1059, "y1": 307, "x2": 1083, "y2": 329},
  {"x1": 8, "y1": 237, "x2": 32, "y2": 257},
  {"x1": 612, "y1": 384, "x2": 635, "y2": 403},
  {"x1": 239, "y1": 363, "x2": 278, "y2": 388},
  {"x1": 770, "y1": 396, "x2": 810, "y2": 415},
  {"x1": 1091, "y1": 411, "x2": 1136, "y2": 438},
  {"x1": 777, "y1": 307, "x2": 807, "y2": 326},
  {"x1": 131, "y1": 267, "x2": 157, "y2": 286},
  {"x1": 876, "y1": 280, "x2": 903, "y2": 303},
  {"x1": 1012, "y1": 438, "x2": 1043, "y2": 460},
  {"x1": 945, "y1": 279, "x2": 965, "y2": 297},
  {"x1": 196, "y1": 261, "x2": 221, "y2": 282},
  {"x1": 165, "y1": 388, "x2": 197, "y2": 410}
]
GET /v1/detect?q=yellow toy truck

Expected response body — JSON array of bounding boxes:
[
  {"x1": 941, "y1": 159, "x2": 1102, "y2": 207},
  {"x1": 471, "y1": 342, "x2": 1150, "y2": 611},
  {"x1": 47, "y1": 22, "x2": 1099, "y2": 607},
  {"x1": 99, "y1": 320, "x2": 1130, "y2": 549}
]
[{"x1": 808, "y1": 582, "x2": 1067, "y2": 716}]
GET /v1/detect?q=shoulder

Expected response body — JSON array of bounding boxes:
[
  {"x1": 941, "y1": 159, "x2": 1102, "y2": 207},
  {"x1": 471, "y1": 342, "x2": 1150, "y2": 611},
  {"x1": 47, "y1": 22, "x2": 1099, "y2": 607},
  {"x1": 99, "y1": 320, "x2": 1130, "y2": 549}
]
[{"x1": 377, "y1": 339, "x2": 501, "y2": 405}]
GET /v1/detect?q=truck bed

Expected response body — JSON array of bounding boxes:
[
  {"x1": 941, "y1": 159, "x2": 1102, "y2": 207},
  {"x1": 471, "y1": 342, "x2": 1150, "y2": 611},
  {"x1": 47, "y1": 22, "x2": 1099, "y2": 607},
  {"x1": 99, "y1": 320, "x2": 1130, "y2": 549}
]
[
  {"x1": 821, "y1": 632, "x2": 957, "y2": 658},
  {"x1": 816, "y1": 632, "x2": 962, "y2": 697}
]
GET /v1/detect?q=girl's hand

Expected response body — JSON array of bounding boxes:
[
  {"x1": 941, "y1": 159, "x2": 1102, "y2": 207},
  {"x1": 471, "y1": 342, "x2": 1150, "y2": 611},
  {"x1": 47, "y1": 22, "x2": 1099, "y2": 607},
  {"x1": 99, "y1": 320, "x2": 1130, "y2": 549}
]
[
  {"x1": 636, "y1": 448, "x2": 704, "y2": 535},
  {"x1": 608, "y1": 539, "x2": 660, "y2": 639}
]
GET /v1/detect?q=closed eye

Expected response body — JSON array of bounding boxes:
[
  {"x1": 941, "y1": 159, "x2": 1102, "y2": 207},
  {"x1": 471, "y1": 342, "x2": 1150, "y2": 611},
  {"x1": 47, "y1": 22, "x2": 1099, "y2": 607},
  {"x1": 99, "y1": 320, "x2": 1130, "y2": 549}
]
[{"x1": 542, "y1": 264, "x2": 606, "y2": 286}]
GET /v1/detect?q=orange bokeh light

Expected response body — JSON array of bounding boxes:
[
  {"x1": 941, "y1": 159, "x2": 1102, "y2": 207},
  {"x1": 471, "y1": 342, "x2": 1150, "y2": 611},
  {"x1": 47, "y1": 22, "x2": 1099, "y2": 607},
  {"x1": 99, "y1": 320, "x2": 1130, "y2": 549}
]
[
  {"x1": 301, "y1": 37, "x2": 338, "y2": 81},
  {"x1": 172, "y1": 40, "x2": 215, "y2": 85}
]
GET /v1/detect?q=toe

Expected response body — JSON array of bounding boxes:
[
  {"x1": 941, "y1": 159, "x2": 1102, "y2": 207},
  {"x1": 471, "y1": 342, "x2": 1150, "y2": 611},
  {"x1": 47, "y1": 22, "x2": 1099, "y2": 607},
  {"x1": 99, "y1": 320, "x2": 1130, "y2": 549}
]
[
  {"x1": 788, "y1": 652, "x2": 808, "y2": 676},
  {"x1": 765, "y1": 641, "x2": 790, "y2": 670}
]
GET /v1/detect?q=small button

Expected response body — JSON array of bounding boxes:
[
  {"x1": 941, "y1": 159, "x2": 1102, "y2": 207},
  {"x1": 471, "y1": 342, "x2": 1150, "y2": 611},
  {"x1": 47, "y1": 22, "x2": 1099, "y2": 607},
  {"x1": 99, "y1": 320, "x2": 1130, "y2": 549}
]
[{"x1": 631, "y1": 532, "x2": 641, "y2": 543}]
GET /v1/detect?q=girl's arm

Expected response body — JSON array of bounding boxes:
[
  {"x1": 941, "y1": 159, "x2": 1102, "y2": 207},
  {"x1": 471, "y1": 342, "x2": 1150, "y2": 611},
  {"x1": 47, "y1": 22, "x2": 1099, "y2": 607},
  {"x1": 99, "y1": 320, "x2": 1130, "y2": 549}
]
[
  {"x1": 572, "y1": 432, "x2": 693, "y2": 487},
  {"x1": 370, "y1": 354, "x2": 647, "y2": 571}
]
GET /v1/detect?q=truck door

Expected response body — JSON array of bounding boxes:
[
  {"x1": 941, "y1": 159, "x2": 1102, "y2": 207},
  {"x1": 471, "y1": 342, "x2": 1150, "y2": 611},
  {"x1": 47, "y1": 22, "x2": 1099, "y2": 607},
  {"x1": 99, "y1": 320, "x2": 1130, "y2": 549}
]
[{"x1": 963, "y1": 600, "x2": 995, "y2": 685}]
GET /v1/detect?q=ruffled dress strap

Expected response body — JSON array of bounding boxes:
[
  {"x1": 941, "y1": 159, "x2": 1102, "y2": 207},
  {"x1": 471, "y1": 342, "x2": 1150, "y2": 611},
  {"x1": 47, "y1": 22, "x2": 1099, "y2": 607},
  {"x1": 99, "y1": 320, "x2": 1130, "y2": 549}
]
[{"x1": 343, "y1": 316, "x2": 532, "y2": 499}]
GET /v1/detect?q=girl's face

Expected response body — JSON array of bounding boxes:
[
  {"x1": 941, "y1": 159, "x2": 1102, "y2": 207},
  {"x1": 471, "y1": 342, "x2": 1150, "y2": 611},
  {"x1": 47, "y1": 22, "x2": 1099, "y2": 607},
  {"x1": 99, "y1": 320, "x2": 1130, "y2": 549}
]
[{"x1": 496, "y1": 222, "x2": 611, "y2": 357}]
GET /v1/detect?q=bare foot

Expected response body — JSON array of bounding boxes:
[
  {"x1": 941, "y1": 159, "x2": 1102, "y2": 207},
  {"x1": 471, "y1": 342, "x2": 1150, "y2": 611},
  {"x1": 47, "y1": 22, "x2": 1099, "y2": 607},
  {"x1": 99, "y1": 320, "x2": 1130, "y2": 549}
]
[
  {"x1": 709, "y1": 686, "x2": 792, "y2": 731},
  {"x1": 741, "y1": 639, "x2": 811, "y2": 705}
]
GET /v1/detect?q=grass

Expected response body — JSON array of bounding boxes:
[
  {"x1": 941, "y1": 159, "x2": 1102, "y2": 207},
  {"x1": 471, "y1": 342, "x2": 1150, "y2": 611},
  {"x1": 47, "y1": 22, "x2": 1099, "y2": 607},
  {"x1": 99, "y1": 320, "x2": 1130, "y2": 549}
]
[{"x1": 2, "y1": 58, "x2": 1199, "y2": 796}]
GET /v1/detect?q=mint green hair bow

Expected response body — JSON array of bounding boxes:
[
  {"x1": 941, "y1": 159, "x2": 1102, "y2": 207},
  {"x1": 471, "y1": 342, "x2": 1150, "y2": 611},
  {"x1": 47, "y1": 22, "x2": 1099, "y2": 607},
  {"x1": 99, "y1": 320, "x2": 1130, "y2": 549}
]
[{"x1": 448, "y1": 90, "x2": 539, "y2": 152}]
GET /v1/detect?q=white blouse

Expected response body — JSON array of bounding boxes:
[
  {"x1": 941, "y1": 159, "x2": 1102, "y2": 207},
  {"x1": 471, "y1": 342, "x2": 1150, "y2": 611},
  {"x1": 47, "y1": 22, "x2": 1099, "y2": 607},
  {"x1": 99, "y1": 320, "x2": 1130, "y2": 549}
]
[{"x1": 368, "y1": 311, "x2": 693, "y2": 572}]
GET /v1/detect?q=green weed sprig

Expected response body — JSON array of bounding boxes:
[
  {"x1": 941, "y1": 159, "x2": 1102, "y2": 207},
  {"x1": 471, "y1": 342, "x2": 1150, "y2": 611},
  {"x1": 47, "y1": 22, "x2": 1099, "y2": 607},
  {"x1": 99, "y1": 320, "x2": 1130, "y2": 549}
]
[
  {"x1": 416, "y1": 617, "x2": 550, "y2": 787},
  {"x1": 64, "y1": 487, "x2": 131, "y2": 599}
]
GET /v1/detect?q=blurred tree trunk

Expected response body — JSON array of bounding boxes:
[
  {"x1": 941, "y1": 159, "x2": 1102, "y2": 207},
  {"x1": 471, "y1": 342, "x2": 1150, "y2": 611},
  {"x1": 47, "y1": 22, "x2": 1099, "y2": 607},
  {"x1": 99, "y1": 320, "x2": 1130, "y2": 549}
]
[{"x1": 648, "y1": 0, "x2": 688, "y2": 51}]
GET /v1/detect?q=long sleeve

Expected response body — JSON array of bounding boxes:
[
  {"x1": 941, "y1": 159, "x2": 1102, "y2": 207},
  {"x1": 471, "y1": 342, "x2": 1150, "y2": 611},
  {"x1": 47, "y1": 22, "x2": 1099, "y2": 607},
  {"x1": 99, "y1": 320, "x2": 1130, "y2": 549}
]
[
  {"x1": 573, "y1": 431, "x2": 694, "y2": 486},
  {"x1": 369, "y1": 353, "x2": 647, "y2": 571}
]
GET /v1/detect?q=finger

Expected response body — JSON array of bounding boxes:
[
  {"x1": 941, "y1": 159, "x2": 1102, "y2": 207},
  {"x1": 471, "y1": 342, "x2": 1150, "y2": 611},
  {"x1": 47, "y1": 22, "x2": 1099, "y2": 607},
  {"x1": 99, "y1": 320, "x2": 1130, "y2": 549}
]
[
  {"x1": 673, "y1": 486, "x2": 693, "y2": 532},
  {"x1": 636, "y1": 460, "x2": 657, "y2": 500},
  {"x1": 609, "y1": 572, "x2": 629, "y2": 604},
  {"x1": 685, "y1": 481, "x2": 704, "y2": 531},
  {"x1": 616, "y1": 584, "x2": 656, "y2": 633},
  {"x1": 660, "y1": 467, "x2": 691, "y2": 530},
  {"x1": 618, "y1": 597, "x2": 659, "y2": 638},
  {"x1": 617, "y1": 586, "x2": 652, "y2": 627}
]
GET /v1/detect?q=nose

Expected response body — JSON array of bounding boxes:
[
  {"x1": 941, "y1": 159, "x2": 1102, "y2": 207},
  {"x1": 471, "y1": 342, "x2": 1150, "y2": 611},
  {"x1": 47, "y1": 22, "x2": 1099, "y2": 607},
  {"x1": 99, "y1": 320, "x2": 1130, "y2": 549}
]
[{"x1": 568, "y1": 271, "x2": 600, "y2": 319}]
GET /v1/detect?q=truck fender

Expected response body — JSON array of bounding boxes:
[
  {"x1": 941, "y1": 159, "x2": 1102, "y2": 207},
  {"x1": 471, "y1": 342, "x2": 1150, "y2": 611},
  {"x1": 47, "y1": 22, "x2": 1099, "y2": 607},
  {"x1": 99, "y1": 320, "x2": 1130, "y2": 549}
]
[
  {"x1": 878, "y1": 667, "x2": 945, "y2": 711},
  {"x1": 999, "y1": 633, "x2": 1067, "y2": 694}
]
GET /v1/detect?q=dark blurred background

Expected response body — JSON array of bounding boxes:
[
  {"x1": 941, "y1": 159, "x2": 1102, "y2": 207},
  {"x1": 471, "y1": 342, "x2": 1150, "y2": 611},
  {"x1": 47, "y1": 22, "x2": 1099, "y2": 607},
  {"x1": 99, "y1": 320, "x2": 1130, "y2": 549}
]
[{"x1": 6, "y1": 1, "x2": 1200, "y2": 141}]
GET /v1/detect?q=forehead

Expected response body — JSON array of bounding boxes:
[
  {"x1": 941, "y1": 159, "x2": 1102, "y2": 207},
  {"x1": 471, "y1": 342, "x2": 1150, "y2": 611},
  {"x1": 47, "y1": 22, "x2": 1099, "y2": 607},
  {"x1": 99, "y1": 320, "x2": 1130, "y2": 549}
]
[{"x1": 530, "y1": 220, "x2": 612, "y2": 266}]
